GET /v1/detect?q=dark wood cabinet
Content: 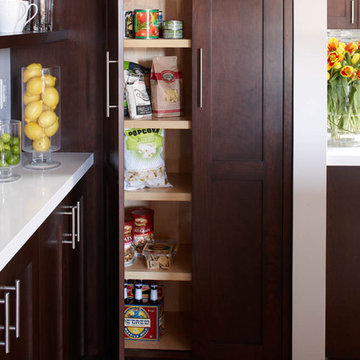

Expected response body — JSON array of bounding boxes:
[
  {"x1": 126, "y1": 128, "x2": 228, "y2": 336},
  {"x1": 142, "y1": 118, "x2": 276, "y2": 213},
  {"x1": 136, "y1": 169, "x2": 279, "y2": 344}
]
[
  {"x1": 192, "y1": 0, "x2": 292, "y2": 358},
  {"x1": 327, "y1": 166, "x2": 360, "y2": 359},
  {"x1": 0, "y1": 233, "x2": 38, "y2": 359},
  {"x1": 328, "y1": 0, "x2": 359, "y2": 29}
]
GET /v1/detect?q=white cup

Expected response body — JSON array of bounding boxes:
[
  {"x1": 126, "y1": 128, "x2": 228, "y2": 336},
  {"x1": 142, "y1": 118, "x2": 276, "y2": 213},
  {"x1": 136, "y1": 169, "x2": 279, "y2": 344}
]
[
  {"x1": 0, "y1": 0, "x2": 27, "y2": 34},
  {"x1": 14, "y1": 1, "x2": 38, "y2": 32}
]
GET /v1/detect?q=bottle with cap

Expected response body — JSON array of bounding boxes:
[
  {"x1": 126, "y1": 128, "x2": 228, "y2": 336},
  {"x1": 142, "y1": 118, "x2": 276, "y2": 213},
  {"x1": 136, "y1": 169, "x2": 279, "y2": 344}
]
[
  {"x1": 124, "y1": 282, "x2": 132, "y2": 305},
  {"x1": 149, "y1": 284, "x2": 159, "y2": 305},
  {"x1": 134, "y1": 281, "x2": 143, "y2": 305}
]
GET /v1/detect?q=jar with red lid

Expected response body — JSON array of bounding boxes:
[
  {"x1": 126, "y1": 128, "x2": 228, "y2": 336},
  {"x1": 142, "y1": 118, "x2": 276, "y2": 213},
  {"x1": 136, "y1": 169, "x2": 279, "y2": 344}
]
[
  {"x1": 130, "y1": 208, "x2": 154, "y2": 255},
  {"x1": 124, "y1": 216, "x2": 135, "y2": 266}
]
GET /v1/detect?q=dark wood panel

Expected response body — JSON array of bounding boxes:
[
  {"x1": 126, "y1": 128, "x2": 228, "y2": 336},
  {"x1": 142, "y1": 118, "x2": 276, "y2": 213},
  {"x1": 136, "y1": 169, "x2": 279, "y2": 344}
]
[
  {"x1": 125, "y1": 349, "x2": 192, "y2": 359},
  {"x1": 326, "y1": 166, "x2": 360, "y2": 359},
  {"x1": 211, "y1": 0, "x2": 263, "y2": 162},
  {"x1": 328, "y1": 0, "x2": 358, "y2": 29},
  {"x1": 210, "y1": 180, "x2": 263, "y2": 344},
  {"x1": 192, "y1": 0, "x2": 292, "y2": 358},
  {"x1": 0, "y1": 30, "x2": 68, "y2": 49}
]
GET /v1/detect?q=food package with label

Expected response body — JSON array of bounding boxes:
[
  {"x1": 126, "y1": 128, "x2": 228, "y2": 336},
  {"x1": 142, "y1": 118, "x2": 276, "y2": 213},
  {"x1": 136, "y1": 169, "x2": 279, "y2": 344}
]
[
  {"x1": 124, "y1": 128, "x2": 172, "y2": 190},
  {"x1": 150, "y1": 56, "x2": 183, "y2": 117}
]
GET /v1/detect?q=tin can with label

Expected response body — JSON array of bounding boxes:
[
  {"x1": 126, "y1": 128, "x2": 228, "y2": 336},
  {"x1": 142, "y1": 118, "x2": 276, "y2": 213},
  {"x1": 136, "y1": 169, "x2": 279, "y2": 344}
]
[
  {"x1": 124, "y1": 216, "x2": 135, "y2": 266},
  {"x1": 163, "y1": 20, "x2": 184, "y2": 39},
  {"x1": 124, "y1": 11, "x2": 134, "y2": 38},
  {"x1": 155, "y1": 11, "x2": 163, "y2": 37},
  {"x1": 130, "y1": 208, "x2": 154, "y2": 255},
  {"x1": 134, "y1": 9, "x2": 160, "y2": 39}
]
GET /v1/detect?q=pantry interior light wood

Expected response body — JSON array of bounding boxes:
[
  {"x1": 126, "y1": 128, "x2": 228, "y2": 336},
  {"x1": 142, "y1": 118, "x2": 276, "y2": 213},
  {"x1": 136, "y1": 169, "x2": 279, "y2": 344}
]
[
  {"x1": 125, "y1": 173, "x2": 192, "y2": 202},
  {"x1": 124, "y1": 39, "x2": 192, "y2": 48},
  {"x1": 124, "y1": 116, "x2": 192, "y2": 129},
  {"x1": 124, "y1": 311, "x2": 191, "y2": 351},
  {"x1": 125, "y1": 244, "x2": 192, "y2": 281}
]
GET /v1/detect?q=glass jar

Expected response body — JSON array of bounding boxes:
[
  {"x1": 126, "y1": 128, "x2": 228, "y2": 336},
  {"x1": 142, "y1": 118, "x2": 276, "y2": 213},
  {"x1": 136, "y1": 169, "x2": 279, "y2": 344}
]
[
  {"x1": 21, "y1": 64, "x2": 61, "y2": 169},
  {"x1": 0, "y1": 120, "x2": 21, "y2": 183}
]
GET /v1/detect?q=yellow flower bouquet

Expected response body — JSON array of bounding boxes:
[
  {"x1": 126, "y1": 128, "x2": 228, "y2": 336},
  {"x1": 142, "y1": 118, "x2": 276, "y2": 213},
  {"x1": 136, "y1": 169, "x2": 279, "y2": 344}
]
[{"x1": 328, "y1": 37, "x2": 360, "y2": 145}]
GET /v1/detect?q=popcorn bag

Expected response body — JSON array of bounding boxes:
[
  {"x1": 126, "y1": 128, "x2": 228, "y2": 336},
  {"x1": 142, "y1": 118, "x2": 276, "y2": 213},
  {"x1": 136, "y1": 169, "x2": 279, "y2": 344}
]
[
  {"x1": 150, "y1": 56, "x2": 183, "y2": 118},
  {"x1": 124, "y1": 128, "x2": 172, "y2": 190}
]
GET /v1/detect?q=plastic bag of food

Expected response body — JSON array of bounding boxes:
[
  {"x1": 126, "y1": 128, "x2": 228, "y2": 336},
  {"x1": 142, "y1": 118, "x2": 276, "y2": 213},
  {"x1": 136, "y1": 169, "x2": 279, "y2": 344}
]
[
  {"x1": 124, "y1": 128, "x2": 172, "y2": 190},
  {"x1": 151, "y1": 56, "x2": 183, "y2": 117},
  {"x1": 124, "y1": 61, "x2": 151, "y2": 116},
  {"x1": 125, "y1": 74, "x2": 152, "y2": 119}
]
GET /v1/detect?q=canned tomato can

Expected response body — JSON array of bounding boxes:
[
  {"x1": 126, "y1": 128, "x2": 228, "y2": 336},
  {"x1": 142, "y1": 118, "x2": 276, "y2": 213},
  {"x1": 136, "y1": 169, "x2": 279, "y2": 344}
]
[
  {"x1": 130, "y1": 208, "x2": 154, "y2": 255},
  {"x1": 124, "y1": 216, "x2": 135, "y2": 266},
  {"x1": 163, "y1": 20, "x2": 184, "y2": 39},
  {"x1": 155, "y1": 10, "x2": 163, "y2": 37},
  {"x1": 134, "y1": 9, "x2": 160, "y2": 39}
]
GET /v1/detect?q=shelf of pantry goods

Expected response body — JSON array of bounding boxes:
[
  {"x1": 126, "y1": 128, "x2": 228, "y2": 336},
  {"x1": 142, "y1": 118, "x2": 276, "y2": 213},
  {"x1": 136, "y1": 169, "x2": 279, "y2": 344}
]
[
  {"x1": 124, "y1": 116, "x2": 191, "y2": 129},
  {"x1": 0, "y1": 30, "x2": 68, "y2": 49},
  {"x1": 327, "y1": 146, "x2": 360, "y2": 165},
  {"x1": 124, "y1": 39, "x2": 191, "y2": 48},
  {"x1": 125, "y1": 311, "x2": 191, "y2": 351},
  {"x1": 125, "y1": 244, "x2": 191, "y2": 281},
  {"x1": 125, "y1": 173, "x2": 191, "y2": 202}
]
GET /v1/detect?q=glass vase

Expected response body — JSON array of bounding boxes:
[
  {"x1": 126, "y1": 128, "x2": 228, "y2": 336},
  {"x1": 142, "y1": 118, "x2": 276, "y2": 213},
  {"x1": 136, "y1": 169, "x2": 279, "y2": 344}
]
[
  {"x1": 0, "y1": 120, "x2": 21, "y2": 183},
  {"x1": 21, "y1": 65, "x2": 61, "y2": 170},
  {"x1": 327, "y1": 83, "x2": 360, "y2": 147}
]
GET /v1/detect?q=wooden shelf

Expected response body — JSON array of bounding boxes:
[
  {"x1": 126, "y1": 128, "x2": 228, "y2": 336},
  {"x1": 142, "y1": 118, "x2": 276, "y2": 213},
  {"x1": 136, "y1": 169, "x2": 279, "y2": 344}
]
[
  {"x1": 125, "y1": 173, "x2": 191, "y2": 202},
  {"x1": 124, "y1": 39, "x2": 191, "y2": 48},
  {"x1": 0, "y1": 30, "x2": 68, "y2": 49},
  {"x1": 124, "y1": 116, "x2": 192, "y2": 130},
  {"x1": 125, "y1": 312, "x2": 191, "y2": 351},
  {"x1": 125, "y1": 244, "x2": 191, "y2": 281}
]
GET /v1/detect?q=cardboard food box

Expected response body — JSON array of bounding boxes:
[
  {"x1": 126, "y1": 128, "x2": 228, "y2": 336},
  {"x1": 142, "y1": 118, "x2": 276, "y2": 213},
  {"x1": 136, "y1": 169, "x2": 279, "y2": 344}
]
[{"x1": 124, "y1": 300, "x2": 164, "y2": 341}]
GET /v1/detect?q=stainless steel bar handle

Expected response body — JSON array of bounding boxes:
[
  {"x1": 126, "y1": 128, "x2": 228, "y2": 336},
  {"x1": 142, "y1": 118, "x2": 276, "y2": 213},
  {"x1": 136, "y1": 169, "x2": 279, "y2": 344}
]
[
  {"x1": 199, "y1": 48, "x2": 203, "y2": 108},
  {"x1": 106, "y1": 51, "x2": 110, "y2": 118},
  {"x1": 1, "y1": 280, "x2": 20, "y2": 338},
  {"x1": 106, "y1": 51, "x2": 119, "y2": 118},
  {"x1": 351, "y1": 0, "x2": 355, "y2": 24},
  {"x1": 0, "y1": 293, "x2": 10, "y2": 353},
  {"x1": 76, "y1": 200, "x2": 81, "y2": 243},
  {"x1": 71, "y1": 206, "x2": 76, "y2": 249}
]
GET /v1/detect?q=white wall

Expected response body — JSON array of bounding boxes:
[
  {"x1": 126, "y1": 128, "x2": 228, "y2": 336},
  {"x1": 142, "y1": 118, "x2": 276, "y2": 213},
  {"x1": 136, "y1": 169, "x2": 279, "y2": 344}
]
[{"x1": 293, "y1": 0, "x2": 327, "y2": 359}]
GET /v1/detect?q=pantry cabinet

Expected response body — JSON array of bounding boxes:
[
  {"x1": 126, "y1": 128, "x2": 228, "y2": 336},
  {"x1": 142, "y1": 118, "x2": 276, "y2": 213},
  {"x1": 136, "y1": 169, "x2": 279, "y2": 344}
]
[
  {"x1": 328, "y1": 0, "x2": 359, "y2": 29},
  {"x1": 105, "y1": 0, "x2": 292, "y2": 359},
  {"x1": 326, "y1": 166, "x2": 360, "y2": 359}
]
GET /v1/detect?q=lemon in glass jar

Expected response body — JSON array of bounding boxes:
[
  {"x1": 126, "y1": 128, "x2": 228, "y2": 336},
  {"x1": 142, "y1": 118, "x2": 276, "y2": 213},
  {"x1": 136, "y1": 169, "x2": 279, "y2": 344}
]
[
  {"x1": 26, "y1": 76, "x2": 44, "y2": 96},
  {"x1": 38, "y1": 111, "x2": 57, "y2": 128},
  {"x1": 23, "y1": 63, "x2": 42, "y2": 83},
  {"x1": 44, "y1": 119, "x2": 59, "y2": 137},
  {"x1": 41, "y1": 87, "x2": 59, "y2": 109},
  {"x1": 24, "y1": 100, "x2": 43, "y2": 121},
  {"x1": 24, "y1": 122, "x2": 44, "y2": 140},
  {"x1": 33, "y1": 136, "x2": 50, "y2": 152}
]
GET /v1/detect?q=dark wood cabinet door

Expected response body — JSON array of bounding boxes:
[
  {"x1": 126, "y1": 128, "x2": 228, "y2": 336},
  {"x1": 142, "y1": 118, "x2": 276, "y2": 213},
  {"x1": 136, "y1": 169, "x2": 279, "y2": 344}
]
[
  {"x1": 0, "y1": 234, "x2": 38, "y2": 360},
  {"x1": 326, "y1": 167, "x2": 360, "y2": 359},
  {"x1": 328, "y1": 0, "x2": 358, "y2": 29},
  {"x1": 38, "y1": 201, "x2": 64, "y2": 360},
  {"x1": 192, "y1": 0, "x2": 292, "y2": 359},
  {"x1": 62, "y1": 180, "x2": 85, "y2": 360}
]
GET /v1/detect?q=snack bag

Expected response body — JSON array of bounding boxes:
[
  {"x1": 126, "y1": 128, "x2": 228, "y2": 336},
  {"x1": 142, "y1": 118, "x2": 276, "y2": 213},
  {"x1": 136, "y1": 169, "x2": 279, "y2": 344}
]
[
  {"x1": 125, "y1": 74, "x2": 152, "y2": 119},
  {"x1": 124, "y1": 128, "x2": 172, "y2": 190},
  {"x1": 124, "y1": 61, "x2": 151, "y2": 117},
  {"x1": 151, "y1": 56, "x2": 183, "y2": 117}
]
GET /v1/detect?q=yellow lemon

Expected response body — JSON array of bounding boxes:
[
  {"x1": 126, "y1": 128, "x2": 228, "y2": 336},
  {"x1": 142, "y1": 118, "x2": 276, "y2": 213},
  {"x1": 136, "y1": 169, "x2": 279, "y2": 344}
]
[
  {"x1": 25, "y1": 117, "x2": 35, "y2": 124},
  {"x1": 43, "y1": 74, "x2": 56, "y2": 87},
  {"x1": 38, "y1": 111, "x2": 57, "y2": 128},
  {"x1": 23, "y1": 63, "x2": 42, "y2": 83},
  {"x1": 26, "y1": 76, "x2": 44, "y2": 95},
  {"x1": 33, "y1": 136, "x2": 50, "y2": 152},
  {"x1": 24, "y1": 123, "x2": 44, "y2": 140},
  {"x1": 24, "y1": 100, "x2": 43, "y2": 121},
  {"x1": 44, "y1": 119, "x2": 59, "y2": 137},
  {"x1": 23, "y1": 93, "x2": 40, "y2": 106},
  {"x1": 41, "y1": 87, "x2": 59, "y2": 108}
]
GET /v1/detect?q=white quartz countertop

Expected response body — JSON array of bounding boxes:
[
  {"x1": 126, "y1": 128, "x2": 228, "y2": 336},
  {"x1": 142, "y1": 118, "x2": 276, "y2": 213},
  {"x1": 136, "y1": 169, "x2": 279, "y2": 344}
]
[
  {"x1": 0, "y1": 152, "x2": 94, "y2": 271},
  {"x1": 327, "y1": 147, "x2": 360, "y2": 166}
]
